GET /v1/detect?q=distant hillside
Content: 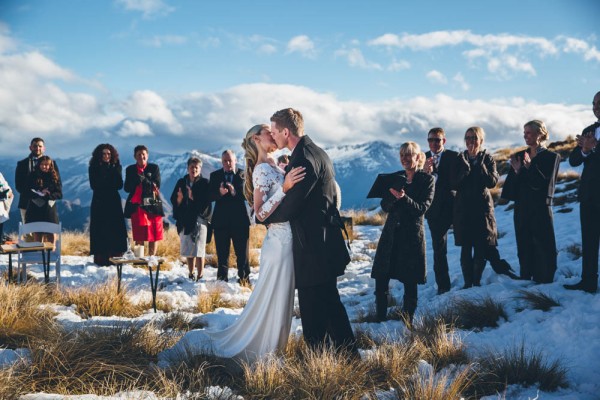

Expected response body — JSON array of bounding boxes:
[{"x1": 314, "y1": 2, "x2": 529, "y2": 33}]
[{"x1": 0, "y1": 138, "x2": 580, "y2": 232}]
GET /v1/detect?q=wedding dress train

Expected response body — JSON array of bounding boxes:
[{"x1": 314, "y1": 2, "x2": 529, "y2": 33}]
[{"x1": 159, "y1": 163, "x2": 294, "y2": 364}]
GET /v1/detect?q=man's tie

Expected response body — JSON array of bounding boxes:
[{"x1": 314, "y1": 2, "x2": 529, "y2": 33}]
[
  {"x1": 432, "y1": 153, "x2": 440, "y2": 173},
  {"x1": 225, "y1": 172, "x2": 233, "y2": 183}
]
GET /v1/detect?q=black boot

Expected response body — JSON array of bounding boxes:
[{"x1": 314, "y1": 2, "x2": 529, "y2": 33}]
[
  {"x1": 564, "y1": 275, "x2": 598, "y2": 294},
  {"x1": 375, "y1": 292, "x2": 388, "y2": 322},
  {"x1": 461, "y1": 261, "x2": 474, "y2": 289},
  {"x1": 473, "y1": 259, "x2": 486, "y2": 286}
]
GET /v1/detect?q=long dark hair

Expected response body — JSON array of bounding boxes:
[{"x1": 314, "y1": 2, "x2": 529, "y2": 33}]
[
  {"x1": 90, "y1": 143, "x2": 120, "y2": 166},
  {"x1": 35, "y1": 155, "x2": 59, "y2": 185}
]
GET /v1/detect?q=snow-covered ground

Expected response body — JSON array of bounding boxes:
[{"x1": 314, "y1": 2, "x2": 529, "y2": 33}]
[{"x1": 1, "y1": 160, "x2": 599, "y2": 399}]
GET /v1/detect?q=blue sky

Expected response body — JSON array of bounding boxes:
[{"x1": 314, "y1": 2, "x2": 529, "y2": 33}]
[{"x1": 0, "y1": 0, "x2": 599, "y2": 157}]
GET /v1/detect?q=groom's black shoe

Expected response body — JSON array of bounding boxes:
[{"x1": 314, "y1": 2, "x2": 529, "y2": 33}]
[{"x1": 564, "y1": 279, "x2": 597, "y2": 294}]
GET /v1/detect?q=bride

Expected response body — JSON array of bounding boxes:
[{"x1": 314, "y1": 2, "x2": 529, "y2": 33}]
[{"x1": 159, "y1": 124, "x2": 305, "y2": 364}]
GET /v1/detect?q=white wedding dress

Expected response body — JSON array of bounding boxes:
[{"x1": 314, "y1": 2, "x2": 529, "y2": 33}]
[{"x1": 159, "y1": 163, "x2": 294, "y2": 364}]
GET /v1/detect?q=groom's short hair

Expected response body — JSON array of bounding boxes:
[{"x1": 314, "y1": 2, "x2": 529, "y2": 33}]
[{"x1": 271, "y1": 108, "x2": 304, "y2": 137}]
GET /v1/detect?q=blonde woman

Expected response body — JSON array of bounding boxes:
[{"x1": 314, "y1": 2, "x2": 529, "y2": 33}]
[
  {"x1": 453, "y1": 126, "x2": 515, "y2": 289},
  {"x1": 160, "y1": 124, "x2": 305, "y2": 364},
  {"x1": 371, "y1": 142, "x2": 435, "y2": 323}
]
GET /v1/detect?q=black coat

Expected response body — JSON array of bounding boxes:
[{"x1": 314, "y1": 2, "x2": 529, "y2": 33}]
[
  {"x1": 501, "y1": 147, "x2": 561, "y2": 207},
  {"x1": 371, "y1": 171, "x2": 435, "y2": 284},
  {"x1": 265, "y1": 136, "x2": 350, "y2": 288},
  {"x1": 88, "y1": 162, "x2": 127, "y2": 255},
  {"x1": 452, "y1": 150, "x2": 499, "y2": 246},
  {"x1": 25, "y1": 170, "x2": 62, "y2": 223},
  {"x1": 569, "y1": 122, "x2": 600, "y2": 205},
  {"x1": 123, "y1": 163, "x2": 164, "y2": 217},
  {"x1": 170, "y1": 176, "x2": 212, "y2": 235},
  {"x1": 15, "y1": 156, "x2": 60, "y2": 210},
  {"x1": 208, "y1": 168, "x2": 249, "y2": 229},
  {"x1": 425, "y1": 149, "x2": 458, "y2": 221}
]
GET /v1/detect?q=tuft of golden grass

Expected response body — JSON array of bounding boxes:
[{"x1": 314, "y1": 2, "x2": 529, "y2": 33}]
[
  {"x1": 57, "y1": 279, "x2": 145, "y2": 318},
  {"x1": 241, "y1": 355, "x2": 287, "y2": 399},
  {"x1": 399, "y1": 366, "x2": 474, "y2": 400},
  {"x1": 61, "y1": 230, "x2": 90, "y2": 256},
  {"x1": 363, "y1": 337, "x2": 422, "y2": 389},
  {"x1": 0, "y1": 282, "x2": 59, "y2": 348},
  {"x1": 344, "y1": 209, "x2": 386, "y2": 226},
  {"x1": 196, "y1": 284, "x2": 247, "y2": 314},
  {"x1": 0, "y1": 325, "x2": 170, "y2": 397},
  {"x1": 206, "y1": 224, "x2": 266, "y2": 268},
  {"x1": 468, "y1": 343, "x2": 568, "y2": 396}
]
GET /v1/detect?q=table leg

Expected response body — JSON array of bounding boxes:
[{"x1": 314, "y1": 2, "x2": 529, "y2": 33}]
[
  {"x1": 148, "y1": 263, "x2": 160, "y2": 313},
  {"x1": 116, "y1": 264, "x2": 123, "y2": 293},
  {"x1": 42, "y1": 250, "x2": 50, "y2": 284},
  {"x1": 7, "y1": 254, "x2": 12, "y2": 284}
]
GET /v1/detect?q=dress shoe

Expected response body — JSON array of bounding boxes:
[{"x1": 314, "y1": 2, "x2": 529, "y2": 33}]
[
  {"x1": 564, "y1": 280, "x2": 597, "y2": 294},
  {"x1": 188, "y1": 273, "x2": 195, "y2": 280}
]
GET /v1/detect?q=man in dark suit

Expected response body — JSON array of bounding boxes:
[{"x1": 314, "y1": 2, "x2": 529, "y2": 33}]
[
  {"x1": 266, "y1": 108, "x2": 356, "y2": 353},
  {"x1": 564, "y1": 91, "x2": 600, "y2": 293},
  {"x1": 423, "y1": 127, "x2": 458, "y2": 294},
  {"x1": 15, "y1": 137, "x2": 60, "y2": 223},
  {"x1": 209, "y1": 150, "x2": 250, "y2": 283}
]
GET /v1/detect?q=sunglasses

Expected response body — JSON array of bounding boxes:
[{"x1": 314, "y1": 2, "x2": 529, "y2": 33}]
[
  {"x1": 427, "y1": 138, "x2": 442, "y2": 143},
  {"x1": 464, "y1": 136, "x2": 479, "y2": 141}
]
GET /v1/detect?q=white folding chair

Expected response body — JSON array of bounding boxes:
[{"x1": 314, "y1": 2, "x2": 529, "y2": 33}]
[{"x1": 17, "y1": 222, "x2": 62, "y2": 284}]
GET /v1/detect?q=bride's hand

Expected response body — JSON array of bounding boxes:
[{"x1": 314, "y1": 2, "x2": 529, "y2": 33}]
[{"x1": 283, "y1": 166, "x2": 306, "y2": 193}]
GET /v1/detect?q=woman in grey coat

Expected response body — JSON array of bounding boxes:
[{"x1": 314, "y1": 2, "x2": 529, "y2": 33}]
[{"x1": 371, "y1": 142, "x2": 435, "y2": 323}]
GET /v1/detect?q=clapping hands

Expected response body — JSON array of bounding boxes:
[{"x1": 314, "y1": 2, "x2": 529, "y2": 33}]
[{"x1": 577, "y1": 133, "x2": 597, "y2": 154}]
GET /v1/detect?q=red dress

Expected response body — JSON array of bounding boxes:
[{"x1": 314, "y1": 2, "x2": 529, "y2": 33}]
[{"x1": 131, "y1": 164, "x2": 163, "y2": 242}]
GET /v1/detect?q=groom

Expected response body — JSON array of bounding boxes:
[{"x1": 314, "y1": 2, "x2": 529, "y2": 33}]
[{"x1": 266, "y1": 108, "x2": 357, "y2": 353}]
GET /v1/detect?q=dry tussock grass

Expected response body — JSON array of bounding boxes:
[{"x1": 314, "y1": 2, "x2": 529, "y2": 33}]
[
  {"x1": 61, "y1": 230, "x2": 90, "y2": 255},
  {"x1": 514, "y1": 289, "x2": 561, "y2": 312},
  {"x1": 344, "y1": 209, "x2": 386, "y2": 226},
  {"x1": 57, "y1": 279, "x2": 146, "y2": 318},
  {"x1": 196, "y1": 284, "x2": 247, "y2": 314},
  {"x1": 468, "y1": 343, "x2": 568, "y2": 397},
  {"x1": 0, "y1": 282, "x2": 58, "y2": 348},
  {"x1": 0, "y1": 325, "x2": 170, "y2": 397}
]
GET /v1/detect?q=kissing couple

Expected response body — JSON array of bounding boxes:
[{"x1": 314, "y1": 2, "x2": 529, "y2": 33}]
[{"x1": 160, "y1": 107, "x2": 357, "y2": 364}]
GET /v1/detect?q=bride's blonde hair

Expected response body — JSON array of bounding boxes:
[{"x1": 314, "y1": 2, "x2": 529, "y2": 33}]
[{"x1": 241, "y1": 124, "x2": 269, "y2": 207}]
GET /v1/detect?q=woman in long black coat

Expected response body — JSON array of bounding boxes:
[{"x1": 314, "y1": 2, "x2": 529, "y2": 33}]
[
  {"x1": 371, "y1": 142, "x2": 435, "y2": 323},
  {"x1": 501, "y1": 120, "x2": 560, "y2": 283},
  {"x1": 453, "y1": 126, "x2": 511, "y2": 288},
  {"x1": 89, "y1": 144, "x2": 128, "y2": 266}
]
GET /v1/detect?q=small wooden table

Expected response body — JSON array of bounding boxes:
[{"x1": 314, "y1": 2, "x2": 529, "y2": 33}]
[
  {"x1": 1, "y1": 243, "x2": 54, "y2": 284},
  {"x1": 109, "y1": 257, "x2": 164, "y2": 313}
]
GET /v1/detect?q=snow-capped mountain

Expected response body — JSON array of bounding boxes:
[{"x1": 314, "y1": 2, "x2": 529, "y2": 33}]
[{"x1": 0, "y1": 142, "x2": 400, "y2": 231}]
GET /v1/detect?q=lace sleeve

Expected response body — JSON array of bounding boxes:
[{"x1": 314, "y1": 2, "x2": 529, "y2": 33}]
[{"x1": 253, "y1": 164, "x2": 286, "y2": 222}]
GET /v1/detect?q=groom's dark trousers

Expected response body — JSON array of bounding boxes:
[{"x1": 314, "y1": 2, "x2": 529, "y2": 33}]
[{"x1": 298, "y1": 279, "x2": 355, "y2": 349}]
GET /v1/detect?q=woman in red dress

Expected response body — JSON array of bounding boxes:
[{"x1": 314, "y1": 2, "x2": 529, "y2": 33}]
[{"x1": 124, "y1": 145, "x2": 164, "y2": 256}]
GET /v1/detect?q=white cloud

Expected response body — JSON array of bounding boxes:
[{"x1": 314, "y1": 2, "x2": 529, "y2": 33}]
[
  {"x1": 116, "y1": 119, "x2": 153, "y2": 137},
  {"x1": 115, "y1": 0, "x2": 174, "y2": 18},
  {"x1": 123, "y1": 90, "x2": 183, "y2": 134},
  {"x1": 0, "y1": 23, "x2": 17, "y2": 53},
  {"x1": 369, "y1": 30, "x2": 557, "y2": 54},
  {"x1": 286, "y1": 35, "x2": 316, "y2": 58},
  {"x1": 487, "y1": 55, "x2": 536, "y2": 77},
  {"x1": 453, "y1": 73, "x2": 470, "y2": 91},
  {"x1": 334, "y1": 48, "x2": 382, "y2": 70},
  {"x1": 258, "y1": 44, "x2": 277, "y2": 55},
  {"x1": 426, "y1": 70, "x2": 447, "y2": 84},
  {"x1": 563, "y1": 37, "x2": 600, "y2": 62},
  {"x1": 387, "y1": 59, "x2": 410, "y2": 71},
  {"x1": 141, "y1": 34, "x2": 187, "y2": 47}
]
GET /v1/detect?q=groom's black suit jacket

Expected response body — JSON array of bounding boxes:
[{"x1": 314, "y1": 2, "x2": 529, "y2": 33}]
[{"x1": 265, "y1": 136, "x2": 349, "y2": 288}]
